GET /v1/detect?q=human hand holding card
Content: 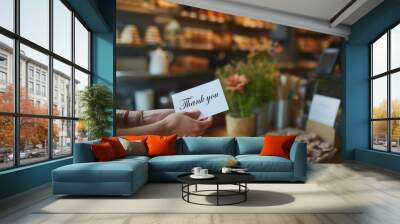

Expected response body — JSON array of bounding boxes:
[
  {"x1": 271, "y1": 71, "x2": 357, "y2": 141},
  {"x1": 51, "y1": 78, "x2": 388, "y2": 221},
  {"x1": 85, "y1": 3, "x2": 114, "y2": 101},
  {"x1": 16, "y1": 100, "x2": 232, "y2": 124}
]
[{"x1": 171, "y1": 79, "x2": 229, "y2": 119}]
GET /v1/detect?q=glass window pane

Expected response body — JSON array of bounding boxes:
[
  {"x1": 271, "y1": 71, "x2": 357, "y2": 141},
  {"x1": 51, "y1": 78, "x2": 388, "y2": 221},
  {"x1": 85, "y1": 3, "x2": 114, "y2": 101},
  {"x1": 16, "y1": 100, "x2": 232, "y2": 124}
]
[
  {"x1": 75, "y1": 120, "x2": 88, "y2": 143},
  {"x1": 20, "y1": 44, "x2": 49, "y2": 115},
  {"x1": 0, "y1": 35, "x2": 14, "y2": 112},
  {"x1": 0, "y1": 116, "x2": 14, "y2": 170},
  {"x1": 74, "y1": 69, "x2": 89, "y2": 118},
  {"x1": 20, "y1": 117, "x2": 49, "y2": 165},
  {"x1": 372, "y1": 77, "x2": 387, "y2": 119},
  {"x1": 391, "y1": 120, "x2": 400, "y2": 153},
  {"x1": 391, "y1": 24, "x2": 400, "y2": 70},
  {"x1": 75, "y1": 18, "x2": 89, "y2": 70},
  {"x1": 53, "y1": 119, "x2": 72, "y2": 157},
  {"x1": 53, "y1": 0, "x2": 72, "y2": 60},
  {"x1": 20, "y1": 0, "x2": 49, "y2": 49},
  {"x1": 391, "y1": 72, "x2": 400, "y2": 118},
  {"x1": 53, "y1": 59, "x2": 72, "y2": 117},
  {"x1": 0, "y1": 0, "x2": 14, "y2": 31},
  {"x1": 372, "y1": 33, "x2": 387, "y2": 76},
  {"x1": 372, "y1": 121, "x2": 388, "y2": 151}
]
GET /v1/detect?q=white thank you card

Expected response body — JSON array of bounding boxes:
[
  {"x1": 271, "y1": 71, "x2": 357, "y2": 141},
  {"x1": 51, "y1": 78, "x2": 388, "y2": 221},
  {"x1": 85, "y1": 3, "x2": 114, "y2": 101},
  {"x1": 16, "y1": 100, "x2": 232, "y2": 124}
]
[{"x1": 171, "y1": 79, "x2": 229, "y2": 119}]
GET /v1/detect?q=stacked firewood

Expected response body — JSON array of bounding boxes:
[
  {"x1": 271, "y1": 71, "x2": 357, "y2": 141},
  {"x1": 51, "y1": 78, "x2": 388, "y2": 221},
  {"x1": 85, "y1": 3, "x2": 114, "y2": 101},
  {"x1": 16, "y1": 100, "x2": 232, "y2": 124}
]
[
  {"x1": 268, "y1": 128, "x2": 338, "y2": 163},
  {"x1": 295, "y1": 132, "x2": 338, "y2": 163}
]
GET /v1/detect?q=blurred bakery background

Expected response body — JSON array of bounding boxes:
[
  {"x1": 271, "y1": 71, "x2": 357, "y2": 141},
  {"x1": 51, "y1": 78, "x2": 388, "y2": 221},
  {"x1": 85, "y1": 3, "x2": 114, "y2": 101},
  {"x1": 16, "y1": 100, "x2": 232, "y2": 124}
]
[{"x1": 116, "y1": 0, "x2": 344, "y2": 163}]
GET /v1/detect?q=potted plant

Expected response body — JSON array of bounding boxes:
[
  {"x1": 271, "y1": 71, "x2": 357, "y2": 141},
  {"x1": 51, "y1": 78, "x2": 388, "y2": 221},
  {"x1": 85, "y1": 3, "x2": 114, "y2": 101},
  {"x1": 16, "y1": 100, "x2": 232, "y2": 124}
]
[
  {"x1": 216, "y1": 52, "x2": 277, "y2": 136},
  {"x1": 79, "y1": 84, "x2": 113, "y2": 140}
]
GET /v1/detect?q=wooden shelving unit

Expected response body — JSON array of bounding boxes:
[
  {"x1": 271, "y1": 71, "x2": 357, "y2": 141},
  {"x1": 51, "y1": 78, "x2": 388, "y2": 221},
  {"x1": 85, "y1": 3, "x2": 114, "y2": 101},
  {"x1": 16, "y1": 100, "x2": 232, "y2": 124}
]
[
  {"x1": 116, "y1": 44, "x2": 255, "y2": 58},
  {"x1": 117, "y1": 71, "x2": 213, "y2": 81},
  {"x1": 116, "y1": 1, "x2": 344, "y2": 110},
  {"x1": 116, "y1": 5, "x2": 274, "y2": 34}
]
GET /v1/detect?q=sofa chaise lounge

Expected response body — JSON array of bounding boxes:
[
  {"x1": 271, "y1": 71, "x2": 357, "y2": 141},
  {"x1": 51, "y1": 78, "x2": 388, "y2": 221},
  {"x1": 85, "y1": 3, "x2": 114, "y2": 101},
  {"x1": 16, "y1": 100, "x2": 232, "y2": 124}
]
[{"x1": 52, "y1": 137, "x2": 307, "y2": 196}]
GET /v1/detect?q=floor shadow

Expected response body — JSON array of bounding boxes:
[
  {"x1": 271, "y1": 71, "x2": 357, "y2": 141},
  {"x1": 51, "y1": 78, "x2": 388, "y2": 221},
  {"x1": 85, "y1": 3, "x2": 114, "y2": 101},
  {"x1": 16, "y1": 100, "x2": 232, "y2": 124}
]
[
  {"x1": 203, "y1": 190, "x2": 295, "y2": 207},
  {"x1": 54, "y1": 184, "x2": 297, "y2": 205},
  {"x1": 56, "y1": 195, "x2": 134, "y2": 200}
]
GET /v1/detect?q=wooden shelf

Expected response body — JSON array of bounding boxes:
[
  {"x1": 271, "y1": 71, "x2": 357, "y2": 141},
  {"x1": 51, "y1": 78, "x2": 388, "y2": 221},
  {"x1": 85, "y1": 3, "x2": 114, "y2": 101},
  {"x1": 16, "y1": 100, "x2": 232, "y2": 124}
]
[
  {"x1": 116, "y1": 44, "x2": 256, "y2": 57},
  {"x1": 295, "y1": 32, "x2": 327, "y2": 38},
  {"x1": 117, "y1": 44, "x2": 235, "y2": 51},
  {"x1": 117, "y1": 7, "x2": 273, "y2": 34},
  {"x1": 174, "y1": 14, "x2": 273, "y2": 35},
  {"x1": 116, "y1": 71, "x2": 213, "y2": 81}
]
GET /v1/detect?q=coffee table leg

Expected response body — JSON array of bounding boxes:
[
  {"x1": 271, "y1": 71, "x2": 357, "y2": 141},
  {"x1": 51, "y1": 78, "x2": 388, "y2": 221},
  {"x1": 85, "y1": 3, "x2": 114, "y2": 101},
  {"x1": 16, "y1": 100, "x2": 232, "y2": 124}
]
[
  {"x1": 216, "y1": 184, "x2": 219, "y2": 206},
  {"x1": 245, "y1": 183, "x2": 247, "y2": 201},
  {"x1": 187, "y1": 184, "x2": 190, "y2": 202}
]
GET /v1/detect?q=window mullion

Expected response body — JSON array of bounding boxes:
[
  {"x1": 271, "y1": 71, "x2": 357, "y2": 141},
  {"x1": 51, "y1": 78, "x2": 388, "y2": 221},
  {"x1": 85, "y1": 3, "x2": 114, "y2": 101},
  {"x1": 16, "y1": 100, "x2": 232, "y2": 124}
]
[
  {"x1": 369, "y1": 44, "x2": 374, "y2": 149},
  {"x1": 71, "y1": 11, "x2": 76, "y2": 155},
  {"x1": 48, "y1": 0, "x2": 54, "y2": 160},
  {"x1": 388, "y1": 30, "x2": 391, "y2": 152},
  {"x1": 13, "y1": 0, "x2": 21, "y2": 167},
  {"x1": 88, "y1": 31, "x2": 91, "y2": 75},
  {"x1": 370, "y1": 45, "x2": 373, "y2": 149}
]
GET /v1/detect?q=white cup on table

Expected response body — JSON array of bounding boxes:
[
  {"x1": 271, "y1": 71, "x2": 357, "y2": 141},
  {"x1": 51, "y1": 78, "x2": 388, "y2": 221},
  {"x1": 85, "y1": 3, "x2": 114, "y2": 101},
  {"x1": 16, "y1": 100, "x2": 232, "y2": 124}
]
[
  {"x1": 199, "y1": 169, "x2": 208, "y2": 176},
  {"x1": 191, "y1": 167, "x2": 202, "y2": 176}
]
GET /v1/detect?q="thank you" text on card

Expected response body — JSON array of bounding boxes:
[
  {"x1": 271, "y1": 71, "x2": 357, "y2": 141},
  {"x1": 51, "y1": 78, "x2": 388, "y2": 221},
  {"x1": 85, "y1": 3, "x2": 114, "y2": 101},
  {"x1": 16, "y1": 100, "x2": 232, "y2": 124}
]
[{"x1": 172, "y1": 79, "x2": 229, "y2": 118}]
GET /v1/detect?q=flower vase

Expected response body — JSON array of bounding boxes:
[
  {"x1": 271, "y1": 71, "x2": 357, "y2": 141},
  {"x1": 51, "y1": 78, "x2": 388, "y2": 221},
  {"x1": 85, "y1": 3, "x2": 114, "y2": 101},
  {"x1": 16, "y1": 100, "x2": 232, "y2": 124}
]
[{"x1": 225, "y1": 114, "x2": 256, "y2": 136}]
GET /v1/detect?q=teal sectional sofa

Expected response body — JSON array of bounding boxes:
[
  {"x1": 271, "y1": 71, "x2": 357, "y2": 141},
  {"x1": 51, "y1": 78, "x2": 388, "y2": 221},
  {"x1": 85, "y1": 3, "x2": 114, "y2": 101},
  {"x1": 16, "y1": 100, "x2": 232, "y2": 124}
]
[{"x1": 52, "y1": 137, "x2": 307, "y2": 196}]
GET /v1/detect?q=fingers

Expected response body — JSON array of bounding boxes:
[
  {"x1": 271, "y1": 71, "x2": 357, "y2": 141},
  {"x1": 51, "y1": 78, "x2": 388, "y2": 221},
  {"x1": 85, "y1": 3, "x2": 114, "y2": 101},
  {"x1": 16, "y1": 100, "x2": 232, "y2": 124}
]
[
  {"x1": 198, "y1": 117, "x2": 213, "y2": 129},
  {"x1": 191, "y1": 117, "x2": 213, "y2": 136},
  {"x1": 184, "y1": 111, "x2": 201, "y2": 119},
  {"x1": 170, "y1": 112, "x2": 212, "y2": 136}
]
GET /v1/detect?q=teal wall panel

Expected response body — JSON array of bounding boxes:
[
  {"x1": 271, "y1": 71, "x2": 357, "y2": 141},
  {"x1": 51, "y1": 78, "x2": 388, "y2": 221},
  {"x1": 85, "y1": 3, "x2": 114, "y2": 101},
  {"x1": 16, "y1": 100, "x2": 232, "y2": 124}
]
[
  {"x1": 344, "y1": 0, "x2": 400, "y2": 171},
  {"x1": 91, "y1": 0, "x2": 116, "y2": 135},
  {"x1": 355, "y1": 149, "x2": 400, "y2": 172},
  {"x1": 66, "y1": 0, "x2": 110, "y2": 32},
  {"x1": 343, "y1": 44, "x2": 369, "y2": 160}
]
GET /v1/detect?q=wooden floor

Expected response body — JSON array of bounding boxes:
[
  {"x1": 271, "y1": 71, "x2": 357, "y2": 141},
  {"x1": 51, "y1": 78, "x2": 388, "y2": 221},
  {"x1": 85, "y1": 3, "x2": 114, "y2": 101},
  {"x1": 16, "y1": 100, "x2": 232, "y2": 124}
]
[{"x1": 1, "y1": 162, "x2": 400, "y2": 224}]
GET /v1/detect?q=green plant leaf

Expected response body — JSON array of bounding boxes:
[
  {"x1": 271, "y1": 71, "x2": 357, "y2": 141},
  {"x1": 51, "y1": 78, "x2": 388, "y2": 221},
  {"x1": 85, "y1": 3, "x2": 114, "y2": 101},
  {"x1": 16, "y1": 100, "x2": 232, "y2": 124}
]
[
  {"x1": 216, "y1": 51, "x2": 278, "y2": 118},
  {"x1": 79, "y1": 84, "x2": 113, "y2": 140}
]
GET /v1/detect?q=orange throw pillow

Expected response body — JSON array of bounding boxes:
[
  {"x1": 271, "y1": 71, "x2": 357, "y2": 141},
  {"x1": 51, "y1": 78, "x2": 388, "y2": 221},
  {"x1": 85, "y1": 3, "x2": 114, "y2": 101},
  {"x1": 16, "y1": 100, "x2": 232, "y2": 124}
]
[
  {"x1": 91, "y1": 142, "x2": 117, "y2": 162},
  {"x1": 146, "y1": 134, "x2": 177, "y2": 157},
  {"x1": 101, "y1": 137, "x2": 127, "y2": 158},
  {"x1": 260, "y1": 135, "x2": 296, "y2": 159},
  {"x1": 124, "y1": 135, "x2": 148, "y2": 141}
]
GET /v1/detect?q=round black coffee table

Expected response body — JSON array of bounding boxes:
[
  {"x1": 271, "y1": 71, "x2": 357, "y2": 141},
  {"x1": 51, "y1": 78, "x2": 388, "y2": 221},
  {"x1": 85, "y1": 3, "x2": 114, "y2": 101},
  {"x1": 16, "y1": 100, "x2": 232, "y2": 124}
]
[{"x1": 177, "y1": 173, "x2": 255, "y2": 206}]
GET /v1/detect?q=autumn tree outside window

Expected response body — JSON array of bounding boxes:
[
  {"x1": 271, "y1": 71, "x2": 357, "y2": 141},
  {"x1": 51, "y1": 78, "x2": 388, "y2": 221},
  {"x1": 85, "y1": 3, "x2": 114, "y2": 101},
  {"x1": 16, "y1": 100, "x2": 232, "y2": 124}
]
[{"x1": 0, "y1": 0, "x2": 91, "y2": 170}]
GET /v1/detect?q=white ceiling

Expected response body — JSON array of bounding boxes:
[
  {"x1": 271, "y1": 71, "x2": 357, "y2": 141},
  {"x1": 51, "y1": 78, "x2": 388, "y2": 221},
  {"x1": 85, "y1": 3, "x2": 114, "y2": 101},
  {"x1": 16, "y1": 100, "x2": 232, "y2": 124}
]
[
  {"x1": 172, "y1": 0, "x2": 384, "y2": 38},
  {"x1": 228, "y1": 0, "x2": 352, "y2": 22}
]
